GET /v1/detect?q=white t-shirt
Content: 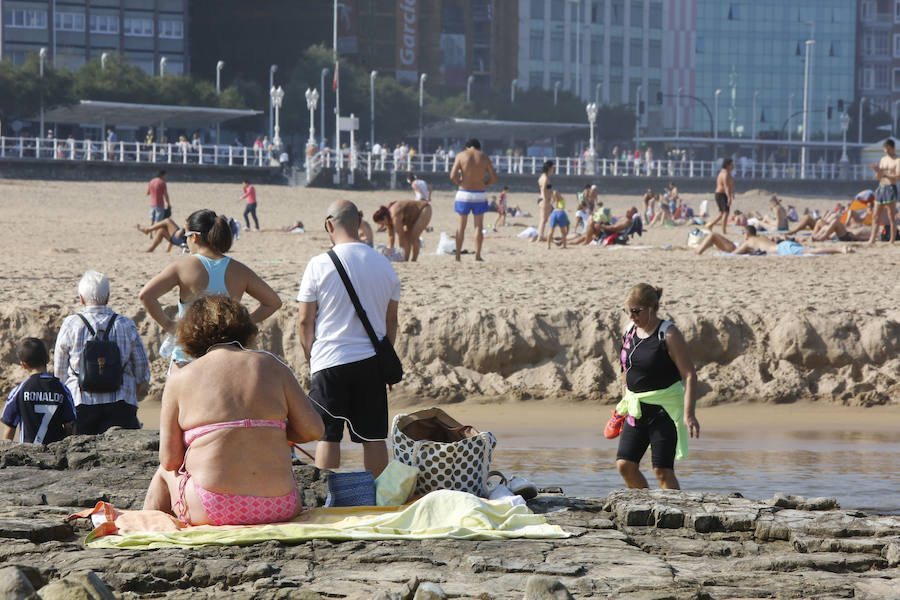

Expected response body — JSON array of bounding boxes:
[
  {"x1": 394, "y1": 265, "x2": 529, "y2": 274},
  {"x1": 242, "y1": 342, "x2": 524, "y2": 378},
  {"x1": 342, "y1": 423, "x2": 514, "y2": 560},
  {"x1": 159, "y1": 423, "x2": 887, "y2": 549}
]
[
  {"x1": 297, "y1": 242, "x2": 402, "y2": 374},
  {"x1": 413, "y1": 179, "x2": 429, "y2": 201}
]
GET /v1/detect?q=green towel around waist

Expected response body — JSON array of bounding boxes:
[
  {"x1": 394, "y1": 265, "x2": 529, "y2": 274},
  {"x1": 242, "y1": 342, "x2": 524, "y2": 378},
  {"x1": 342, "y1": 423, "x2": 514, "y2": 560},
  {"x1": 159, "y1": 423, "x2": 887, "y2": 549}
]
[{"x1": 615, "y1": 380, "x2": 689, "y2": 460}]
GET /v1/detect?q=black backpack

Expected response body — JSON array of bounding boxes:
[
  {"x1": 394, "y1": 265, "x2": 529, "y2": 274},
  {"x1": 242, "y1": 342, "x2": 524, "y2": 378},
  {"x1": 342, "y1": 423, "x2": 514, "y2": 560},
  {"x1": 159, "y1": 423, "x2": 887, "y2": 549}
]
[{"x1": 76, "y1": 313, "x2": 124, "y2": 393}]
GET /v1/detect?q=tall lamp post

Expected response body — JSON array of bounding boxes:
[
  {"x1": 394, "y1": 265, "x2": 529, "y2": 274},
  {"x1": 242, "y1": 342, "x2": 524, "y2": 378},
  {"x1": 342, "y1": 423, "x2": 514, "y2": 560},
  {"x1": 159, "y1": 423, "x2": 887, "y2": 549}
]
[
  {"x1": 305, "y1": 88, "x2": 319, "y2": 153},
  {"x1": 319, "y1": 68, "x2": 328, "y2": 148},
  {"x1": 418, "y1": 73, "x2": 427, "y2": 156},
  {"x1": 787, "y1": 93, "x2": 794, "y2": 162},
  {"x1": 510, "y1": 78, "x2": 518, "y2": 103},
  {"x1": 466, "y1": 75, "x2": 474, "y2": 102},
  {"x1": 751, "y1": 90, "x2": 759, "y2": 140},
  {"x1": 801, "y1": 40, "x2": 815, "y2": 179},
  {"x1": 268, "y1": 64, "x2": 278, "y2": 143},
  {"x1": 595, "y1": 82, "x2": 602, "y2": 106},
  {"x1": 634, "y1": 84, "x2": 642, "y2": 152},
  {"x1": 159, "y1": 56, "x2": 166, "y2": 77},
  {"x1": 270, "y1": 85, "x2": 284, "y2": 152},
  {"x1": 676, "y1": 87, "x2": 684, "y2": 139},
  {"x1": 858, "y1": 97, "x2": 866, "y2": 146},
  {"x1": 586, "y1": 102, "x2": 597, "y2": 174},
  {"x1": 101, "y1": 52, "x2": 109, "y2": 70},
  {"x1": 840, "y1": 112, "x2": 850, "y2": 178},
  {"x1": 554, "y1": 81, "x2": 561, "y2": 106},
  {"x1": 39, "y1": 47, "x2": 47, "y2": 138},
  {"x1": 369, "y1": 70, "x2": 377, "y2": 148},
  {"x1": 714, "y1": 88, "x2": 721, "y2": 160},
  {"x1": 215, "y1": 60, "x2": 225, "y2": 145}
]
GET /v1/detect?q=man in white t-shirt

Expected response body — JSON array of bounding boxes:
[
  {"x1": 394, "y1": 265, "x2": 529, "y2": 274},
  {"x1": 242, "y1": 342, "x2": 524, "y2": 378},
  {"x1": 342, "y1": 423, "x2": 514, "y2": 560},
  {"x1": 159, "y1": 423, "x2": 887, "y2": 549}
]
[{"x1": 297, "y1": 200, "x2": 401, "y2": 477}]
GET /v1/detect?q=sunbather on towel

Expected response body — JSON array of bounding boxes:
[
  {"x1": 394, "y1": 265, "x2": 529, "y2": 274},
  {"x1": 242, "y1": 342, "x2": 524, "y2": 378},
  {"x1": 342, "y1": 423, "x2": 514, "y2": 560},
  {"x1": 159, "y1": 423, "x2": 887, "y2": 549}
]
[
  {"x1": 143, "y1": 295, "x2": 324, "y2": 526},
  {"x1": 732, "y1": 225, "x2": 850, "y2": 255},
  {"x1": 812, "y1": 219, "x2": 871, "y2": 242},
  {"x1": 568, "y1": 206, "x2": 639, "y2": 245}
]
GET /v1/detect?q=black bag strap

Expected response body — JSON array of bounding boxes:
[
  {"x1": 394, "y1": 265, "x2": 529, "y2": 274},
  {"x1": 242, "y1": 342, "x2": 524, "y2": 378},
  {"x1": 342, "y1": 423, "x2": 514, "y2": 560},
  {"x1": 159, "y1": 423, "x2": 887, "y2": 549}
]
[
  {"x1": 76, "y1": 313, "x2": 117, "y2": 340},
  {"x1": 327, "y1": 250, "x2": 380, "y2": 350}
]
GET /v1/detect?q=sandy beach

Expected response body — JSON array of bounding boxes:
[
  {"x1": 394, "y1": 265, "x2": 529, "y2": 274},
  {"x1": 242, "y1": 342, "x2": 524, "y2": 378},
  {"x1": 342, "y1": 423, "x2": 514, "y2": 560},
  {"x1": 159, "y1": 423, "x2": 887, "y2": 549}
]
[{"x1": 1, "y1": 177, "x2": 898, "y2": 420}]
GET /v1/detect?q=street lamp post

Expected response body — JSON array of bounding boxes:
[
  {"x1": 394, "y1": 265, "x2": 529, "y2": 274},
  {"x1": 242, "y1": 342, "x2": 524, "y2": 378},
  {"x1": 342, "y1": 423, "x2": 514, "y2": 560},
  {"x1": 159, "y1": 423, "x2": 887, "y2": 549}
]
[
  {"x1": 270, "y1": 85, "x2": 284, "y2": 153},
  {"x1": 305, "y1": 88, "x2": 319, "y2": 153},
  {"x1": 752, "y1": 90, "x2": 759, "y2": 140},
  {"x1": 595, "y1": 82, "x2": 602, "y2": 106},
  {"x1": 510, "y1": 78, "x2": 518, "y2": 103},
  {"x1": 39, "y1": 47, "x2": 47, "y2": 138},
  {"x1": 269, "y1": 64, "x2": 278, "y2": 144},
  {"x1": 320, "y1": 68, "x2": 328, "y2": 148},
  {"x1": 840, "y1": 112, "x2": 850, "y2": 170},
  {"x1": 635, "y1": 84, "x2": 642, "y2": 152},
  {"x1": 554, "y1": 81, "x2": 561, "y2": 106},
  {"x1": 215, "y1": 60, "x2": 225, "y2": 145},
  {"x1": 586, "y1": 102, "x2": 597, "y2": 174},
  {"x1": 101, "y1": 52, "x2": 109, "y2": 70},
  {"x1": 159, "y1": 56, "x2": 166, "y2": 77},
  {"x1": 418, "y1": 73, "x2": 427, "y2": 156},
  {"x1": 859, "y1": 97, "x2": 866, "y2": 146},
  {"x1": 369, "y1": 70, "x2": 377, "y2": 148},
  {"x1": 714, "y1": 88, "x2": 722, "y2": 160},
  {"x1": 801, "y1": 40, "x2": 815, "y2": 179},
  {"x1": 676, "y1": 87, "x2": 684, "y2": 139},
  {"x1": 467, "y1": 75, "x2": 474, "y2": 102},
  {"x1": 569, "y1": 0, "x2": 582, "y2": 97},
  {"x1": 825, "y1": 95, "x2": 831, "y2": 145},
  {"x1": 787, "y1": 93, "x2": 794, "y2": 162}
]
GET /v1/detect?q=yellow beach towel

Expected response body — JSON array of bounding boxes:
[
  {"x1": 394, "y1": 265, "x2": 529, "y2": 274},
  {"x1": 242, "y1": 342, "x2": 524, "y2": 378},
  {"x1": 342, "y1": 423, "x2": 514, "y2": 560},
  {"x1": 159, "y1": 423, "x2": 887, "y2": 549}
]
[{"x1": 75, "y1": 490, "x2": 569, "y2": 549}]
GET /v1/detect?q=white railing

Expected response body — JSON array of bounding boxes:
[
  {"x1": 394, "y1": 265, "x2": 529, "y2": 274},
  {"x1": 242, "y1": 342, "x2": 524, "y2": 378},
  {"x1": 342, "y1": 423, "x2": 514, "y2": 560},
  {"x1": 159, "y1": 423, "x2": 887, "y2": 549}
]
[
  {"x1": 0, "y1": 135, "x2": 281, "y2": 168},
  {"x1": 314, "y1": 149, "x2": 867, "y2": 181}
]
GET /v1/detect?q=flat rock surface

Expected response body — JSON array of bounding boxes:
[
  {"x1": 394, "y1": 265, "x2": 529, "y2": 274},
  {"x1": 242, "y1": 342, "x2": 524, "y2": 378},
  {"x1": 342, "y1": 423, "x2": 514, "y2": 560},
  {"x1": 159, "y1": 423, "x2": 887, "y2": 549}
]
[{"x1": 2, "y1": 430, "x2": 899, "y2": 599}]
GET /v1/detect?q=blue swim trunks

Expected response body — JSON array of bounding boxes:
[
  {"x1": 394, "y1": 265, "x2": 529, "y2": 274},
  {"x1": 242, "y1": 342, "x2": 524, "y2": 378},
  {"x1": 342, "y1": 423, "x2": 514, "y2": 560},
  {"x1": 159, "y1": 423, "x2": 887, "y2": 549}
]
[
  {"x1": 875, "y1": 184, "x2": 897, "y2": 206},
  {"x1": 548, "y1": 209, "x2": 569, "y2": 228},
  {"x1": 777, "y1": 240, "x2": 805, "y2": 256},
  {"x1": 454, "y1": 189, "x2": 489, "y2": 216}
]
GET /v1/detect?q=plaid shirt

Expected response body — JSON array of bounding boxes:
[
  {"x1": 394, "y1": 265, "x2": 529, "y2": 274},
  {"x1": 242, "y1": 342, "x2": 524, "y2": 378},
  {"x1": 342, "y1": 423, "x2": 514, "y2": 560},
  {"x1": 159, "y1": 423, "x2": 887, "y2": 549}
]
[{"x1": 53, "y1": 305, "x2": 150, "y2": 407}]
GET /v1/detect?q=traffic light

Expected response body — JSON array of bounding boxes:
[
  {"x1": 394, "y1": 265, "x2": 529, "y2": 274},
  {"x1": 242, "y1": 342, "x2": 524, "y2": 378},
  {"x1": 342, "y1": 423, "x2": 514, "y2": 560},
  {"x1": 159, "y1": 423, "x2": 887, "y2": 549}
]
[
  {"x1": 827, "y1": 106, "x2": 833, "y2": 119},
  {"x1": 656, "y1": 91, "x2": 663, "y2": 105},
  {"x1": 837, "y1": 99, "x2": 844, "y2": 112},
  {"x1": 639, "y1": 100, "x2": 645, "y2": 114}
]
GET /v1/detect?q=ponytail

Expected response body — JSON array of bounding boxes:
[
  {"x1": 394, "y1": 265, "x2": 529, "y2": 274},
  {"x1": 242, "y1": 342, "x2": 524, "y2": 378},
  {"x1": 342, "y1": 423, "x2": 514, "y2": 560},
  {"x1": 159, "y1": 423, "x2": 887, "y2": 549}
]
[
  {"x1": 372, "y1": 205, "x2": 390, "y2": 224},
  {"x1": 186, "y1": 209, "x2": 233, "y2": 254}
]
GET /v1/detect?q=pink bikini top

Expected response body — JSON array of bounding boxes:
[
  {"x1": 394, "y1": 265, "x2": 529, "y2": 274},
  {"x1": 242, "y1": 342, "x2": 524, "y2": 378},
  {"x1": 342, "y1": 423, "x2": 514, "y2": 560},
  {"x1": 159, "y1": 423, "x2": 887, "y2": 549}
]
[{"x1": 183, "y1": 418, "x2": 286, "y2": 447}]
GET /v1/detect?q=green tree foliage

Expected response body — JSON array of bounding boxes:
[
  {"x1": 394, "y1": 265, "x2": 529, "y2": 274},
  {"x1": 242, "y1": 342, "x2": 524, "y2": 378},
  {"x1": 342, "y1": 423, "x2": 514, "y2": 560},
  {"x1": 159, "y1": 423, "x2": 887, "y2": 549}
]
[{"x1": 0, "y1": 52, "x2": 74, "y2": 126}]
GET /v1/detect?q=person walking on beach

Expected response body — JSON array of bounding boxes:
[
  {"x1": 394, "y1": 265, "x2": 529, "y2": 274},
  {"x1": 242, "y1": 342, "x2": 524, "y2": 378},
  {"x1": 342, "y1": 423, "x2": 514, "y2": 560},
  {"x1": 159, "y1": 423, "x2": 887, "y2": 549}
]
[
  {"x1": 868, "y1": 138, "x2": 899, "y2": 244},
  {"x1": 54, "y1": 270, "x2": 150, "y2": 434},
  {"x1": 536, "y1": 161, "x2": 554, "y2": 242},
  {"x1": 449, "y1": 138, "x2": 498, "y2": 261},
  {"x1": 706, "y1": 159, "x2": 734, "y2": 234},
  {"x1": 297, "y1": 200, "x2": 401, "y2": 477},
  {"x1": 240, "y1": 180, "x2": 259, "y2": 231},
  {"x1": 493, "y1": 185, "x2": 509, "y2": 230},
  {"x1": 139, "y1": 209, "x2": 282, "y2": 369},
  {"x1": 614, "y1": 284, "x2": 699, "y2": 490},
  {"x1": 146, "y1": 170, "x2": 171, "y2": 224}
]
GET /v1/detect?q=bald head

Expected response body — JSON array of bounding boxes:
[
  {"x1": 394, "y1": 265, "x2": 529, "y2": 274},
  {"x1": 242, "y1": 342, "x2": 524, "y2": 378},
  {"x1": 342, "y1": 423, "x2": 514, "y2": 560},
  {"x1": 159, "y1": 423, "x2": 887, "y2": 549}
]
[{"x1": 326, "y1": 199, "x2": 361, "y2": 234}]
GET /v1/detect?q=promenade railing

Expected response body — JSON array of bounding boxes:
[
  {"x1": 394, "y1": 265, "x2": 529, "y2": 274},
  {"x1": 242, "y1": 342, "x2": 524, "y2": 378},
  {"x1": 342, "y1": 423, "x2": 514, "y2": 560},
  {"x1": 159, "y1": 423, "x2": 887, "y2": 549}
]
[
  {"x1": 318, "y1": 149, "x2": 866, "y2": 181},
  {"x1": 0, "y1": 135, "x2": 277, "y2": 168}
]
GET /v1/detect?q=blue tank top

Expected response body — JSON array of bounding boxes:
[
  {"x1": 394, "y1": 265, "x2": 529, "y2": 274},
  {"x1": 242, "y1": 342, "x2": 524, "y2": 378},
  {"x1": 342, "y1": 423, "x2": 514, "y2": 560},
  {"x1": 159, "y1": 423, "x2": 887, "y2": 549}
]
[{"x1": 170, "y1": 255, "x2": 231, "y2": 363}]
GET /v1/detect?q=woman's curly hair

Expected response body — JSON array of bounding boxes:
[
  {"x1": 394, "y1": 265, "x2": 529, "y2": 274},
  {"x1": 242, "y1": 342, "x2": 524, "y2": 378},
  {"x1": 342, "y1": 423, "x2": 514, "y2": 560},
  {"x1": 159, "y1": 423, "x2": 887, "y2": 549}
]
[{"x1": 176, "y1": 295, "x2": 258, "y2": 358}]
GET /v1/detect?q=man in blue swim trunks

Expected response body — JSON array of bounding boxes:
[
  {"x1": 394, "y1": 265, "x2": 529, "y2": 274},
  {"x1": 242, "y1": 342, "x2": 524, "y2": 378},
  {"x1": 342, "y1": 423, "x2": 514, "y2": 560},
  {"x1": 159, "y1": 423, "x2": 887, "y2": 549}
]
[
  {"x1": 449, "y1": 138, "x2": 498, "y2": 261},
  {"x1": 867, "y1": 138, "x2": 899, "y2": 244},
  {"x1": 733, "y1": 225, "x2": 849, "y2": 255}
]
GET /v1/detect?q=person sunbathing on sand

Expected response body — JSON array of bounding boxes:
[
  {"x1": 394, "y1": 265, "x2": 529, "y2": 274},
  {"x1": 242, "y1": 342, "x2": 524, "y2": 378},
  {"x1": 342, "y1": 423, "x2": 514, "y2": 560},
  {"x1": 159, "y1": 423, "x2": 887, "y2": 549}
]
[
  {"x1": 735, "y1": 226, "x2": 850, "y2": 255},
  {"x1": 257, "y1": 220, "x2": 305, "y2": 233},
  {"x1": 568, "y1": 207, "x2": 637, "y2": 245},
  {"x1": 812, "y1": 219, "x2": 871, "y2": 242},
  {"x1": 136, "y1": 218, "x2": 186, "y2": 253}
]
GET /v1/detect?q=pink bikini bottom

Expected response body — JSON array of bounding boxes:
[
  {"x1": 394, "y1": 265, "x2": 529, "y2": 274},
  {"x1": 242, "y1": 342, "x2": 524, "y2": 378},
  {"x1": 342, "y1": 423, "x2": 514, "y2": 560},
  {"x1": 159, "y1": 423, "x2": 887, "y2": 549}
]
[{"x1": 176, "y1": 475, "x2": 300, "y2": 526}]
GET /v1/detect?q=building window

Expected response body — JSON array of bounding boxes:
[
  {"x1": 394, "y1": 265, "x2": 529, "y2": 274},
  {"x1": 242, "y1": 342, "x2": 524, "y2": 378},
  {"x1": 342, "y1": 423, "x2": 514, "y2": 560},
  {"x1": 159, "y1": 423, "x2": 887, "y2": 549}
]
[
  {"x1": 875, "y1": 32, "x2": 890, "y2": 56},
  {"x1": 124, "y1": 17, "x2": 153, "y2": 37},
  {"x1": 530, "y1": 70, "x2": 544, "y2": 88},
  {"x1": 570, "y1": 34, "x2": 577, "y2": 63},
  {"x1": 728, "y1": 4, "x2": 740, "y2": 20},
  {"x1": 630, "y1": 1, "x2": 643, "y2": 26},
  {"x1": 830, "y1": 41, "x2": 841, "y2": 57},
  {"x1": 159, "y1": 20, "x2": 184, "y2": 39},
  {"x1": 551, "y1": 0, "x2": 564, "y2": 21},
  {"x1": 649, "y1": 6, "x2": 662, "y2": 29},
  {"x1": 610, "y1": 38, "x2": 623, "y2": 63},
  {"x1": 894, "y1": 35, "x2": 900, "y2": 58},
  {"x1": 648, "y1": 39, "x2": 661, "y2": 68},
  {"x1": 530, "y1": 31, "x2": 544, "y2": 60},
  {"x1": 630, "y1": 38, "x2": 642, "y2": 66},
  {"x1": 864, "y1": 34, "x2": 874, "y2": 57},
  {"x1": 861, "y1": 1, "x2": 874, "y2": 21},
  {"x1": 591, "y1": 1, "x2": 602, "y2": 24},
  {"x1": 862, "y1": 66, "x2": 875, "y2": 90},
  {"x1": 4, "y1": 8, "x2": 48, "y2": 29},
  {"x1": 55, "y1": 12, "x2": 85, "y2": 32},
  {"x1": 551, "y1": 32, "x2": 564, "y2": 60},
  {"x1": 896, "y1": 0, "x2": 900, "y2": 23},
  {"x1": 6, "y1": 50, "x2": 27, "y2": 65},
  {"x1": 696, "y1": 36, "x2": 705, "y2": 54},
  {"x1": 530, "y1": 0, "x2": 544, "y2": 19},
  {"x1": 611, "y1": 1, "x2": 623, "y2": 25},
  {"x1": 590, "y1": 36, "x2": 603, "y2": 61},
  {"x1": 90, "y1": 14, "x2": 119, "y2": 34},
  {"x1": 875, "y1": 64, "x2": 889, "y2": 89}
]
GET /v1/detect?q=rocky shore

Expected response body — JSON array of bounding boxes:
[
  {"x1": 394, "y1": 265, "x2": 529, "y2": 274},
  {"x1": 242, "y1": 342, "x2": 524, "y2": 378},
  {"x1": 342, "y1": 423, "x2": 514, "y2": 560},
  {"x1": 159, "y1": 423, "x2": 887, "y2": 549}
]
[{"x1": 1, "y1": 430, "x2": 899, "y2": 599}]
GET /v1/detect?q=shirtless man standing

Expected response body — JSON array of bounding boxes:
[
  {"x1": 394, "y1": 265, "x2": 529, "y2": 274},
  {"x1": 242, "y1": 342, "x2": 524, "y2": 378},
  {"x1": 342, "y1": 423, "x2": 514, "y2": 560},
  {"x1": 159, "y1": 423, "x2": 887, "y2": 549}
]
[
  {"x1": 868, "y1": 138, "x2": 899, "y2": 244},
  {"x1": 449, "y1": 138, "x2": 498, "y2": 261},
  {"x1": 707, "y1": 158, "x2": 734, "y2": 234}
]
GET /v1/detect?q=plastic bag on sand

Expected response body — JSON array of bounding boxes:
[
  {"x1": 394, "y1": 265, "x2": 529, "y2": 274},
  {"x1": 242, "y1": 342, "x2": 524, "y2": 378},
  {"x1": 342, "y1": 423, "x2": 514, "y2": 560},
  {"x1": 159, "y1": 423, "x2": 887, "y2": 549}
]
[
  {"x1": 517, "y1": 226, "x2": 538, "y2": 238},
  {"x1": 376, "y1": 245, "x2": 406, "y2": 262},
  {"x1": 436, "y1": 232, "x2": 456, "y2": 255},
  {"x1": 687, "y1": 228, "x2": 708, "y2": 249}
]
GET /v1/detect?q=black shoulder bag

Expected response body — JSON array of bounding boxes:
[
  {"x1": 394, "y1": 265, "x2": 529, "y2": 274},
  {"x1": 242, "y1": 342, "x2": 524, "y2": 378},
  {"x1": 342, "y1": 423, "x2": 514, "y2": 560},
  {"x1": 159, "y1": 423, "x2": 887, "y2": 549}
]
[{"x1": 327, "y1": 250, "x2": 403, "y2": 386}]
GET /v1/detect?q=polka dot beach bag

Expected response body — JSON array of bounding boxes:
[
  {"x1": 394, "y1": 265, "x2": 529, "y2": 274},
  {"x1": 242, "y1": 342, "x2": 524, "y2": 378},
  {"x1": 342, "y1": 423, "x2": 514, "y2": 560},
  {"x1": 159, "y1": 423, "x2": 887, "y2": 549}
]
[{"x1": 391, "y1": 408, "x2": 497, "y2": 497}]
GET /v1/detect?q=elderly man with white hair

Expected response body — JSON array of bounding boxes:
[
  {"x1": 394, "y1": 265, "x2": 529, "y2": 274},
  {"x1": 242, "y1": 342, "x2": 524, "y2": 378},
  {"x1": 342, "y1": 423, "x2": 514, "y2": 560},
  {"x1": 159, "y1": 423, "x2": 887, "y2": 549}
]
[{"x1": 54, "y1": 270, "x2": 150, "y2": 434}]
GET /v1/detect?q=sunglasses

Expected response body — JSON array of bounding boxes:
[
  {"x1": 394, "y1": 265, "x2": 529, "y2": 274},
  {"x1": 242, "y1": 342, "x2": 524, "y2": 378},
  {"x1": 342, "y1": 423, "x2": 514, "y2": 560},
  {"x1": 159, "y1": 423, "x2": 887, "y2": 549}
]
[
  {"x1": 624, "y1": 307, "x2": 648, "y2": 316},
  {"x1": 185, "y1": 230, "x2": 202, "y2": 239},
  {"x1": 324, "y1": 215, "x2": 333, "y2": 233}
]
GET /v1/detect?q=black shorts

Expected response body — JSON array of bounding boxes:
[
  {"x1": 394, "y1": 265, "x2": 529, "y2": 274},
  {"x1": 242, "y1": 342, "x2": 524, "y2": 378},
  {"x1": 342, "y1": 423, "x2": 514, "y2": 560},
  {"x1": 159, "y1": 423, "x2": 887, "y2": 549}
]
[
  {"x1": 309, "y1": 356, "x2": 387, "y2": 443},
  {"x1": 616, "y1": 403, "x2": 677, "y2": 469},
  {"x1": 715, "y1": 193, "x2": 729, "y2": 213},
  {"x1": 76, "y1": 400, "x2": 140, "y2": 435}
]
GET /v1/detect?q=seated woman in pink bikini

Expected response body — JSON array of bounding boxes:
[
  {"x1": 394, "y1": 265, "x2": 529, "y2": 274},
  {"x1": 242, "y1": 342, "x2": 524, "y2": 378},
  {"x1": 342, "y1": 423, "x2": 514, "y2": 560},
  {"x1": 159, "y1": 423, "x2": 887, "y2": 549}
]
[{"x1": 142, "y1": 295, "x2": 324, "y2": 526}]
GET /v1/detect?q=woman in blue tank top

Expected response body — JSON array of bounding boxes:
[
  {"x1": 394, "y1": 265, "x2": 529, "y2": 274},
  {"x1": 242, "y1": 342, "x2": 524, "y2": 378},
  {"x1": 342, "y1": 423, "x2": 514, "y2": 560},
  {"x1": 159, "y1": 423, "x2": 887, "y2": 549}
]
[{"x1": 140, "y1": 209, "x2": 282, "y2": 369}]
